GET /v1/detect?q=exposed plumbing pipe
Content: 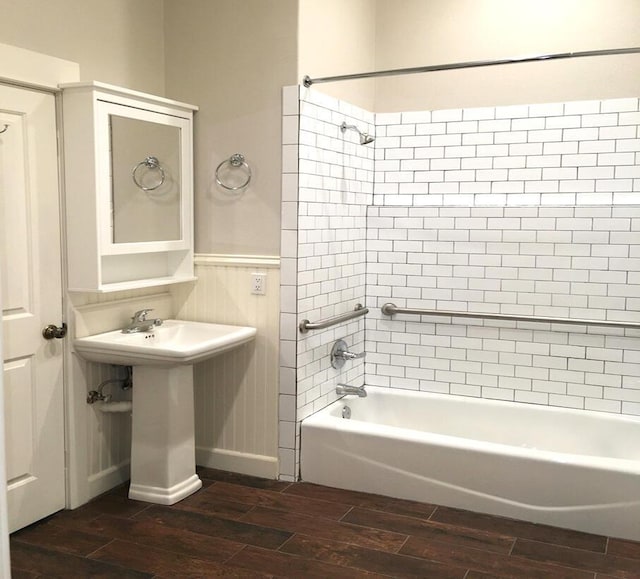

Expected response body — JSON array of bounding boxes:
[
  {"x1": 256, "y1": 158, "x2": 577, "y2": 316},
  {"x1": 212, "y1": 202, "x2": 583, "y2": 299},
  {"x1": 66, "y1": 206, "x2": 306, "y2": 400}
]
[{"x1": 87, "y1": 366, "x2": 132, "y2": 404}]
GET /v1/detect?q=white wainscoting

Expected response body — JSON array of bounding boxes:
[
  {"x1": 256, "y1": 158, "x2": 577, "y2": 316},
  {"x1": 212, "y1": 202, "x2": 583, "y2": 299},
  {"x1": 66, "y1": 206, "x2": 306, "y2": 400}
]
[{"x1": 173, "y1": 255, "x2": 281, "y2": 479}]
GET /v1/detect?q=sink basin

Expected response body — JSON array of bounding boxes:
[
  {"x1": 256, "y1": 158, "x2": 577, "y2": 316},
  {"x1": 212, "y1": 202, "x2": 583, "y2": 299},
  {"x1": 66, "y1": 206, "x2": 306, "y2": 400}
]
[{"x1": 74, "y1": 319, "x2": 257, "y2": 366}]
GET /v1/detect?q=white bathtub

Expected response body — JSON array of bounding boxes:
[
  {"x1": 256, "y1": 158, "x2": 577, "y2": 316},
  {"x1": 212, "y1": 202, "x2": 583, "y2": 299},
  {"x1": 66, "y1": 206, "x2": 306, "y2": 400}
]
[{"x1": 301, "y1": 386, "x2": 640, "y2": 540}]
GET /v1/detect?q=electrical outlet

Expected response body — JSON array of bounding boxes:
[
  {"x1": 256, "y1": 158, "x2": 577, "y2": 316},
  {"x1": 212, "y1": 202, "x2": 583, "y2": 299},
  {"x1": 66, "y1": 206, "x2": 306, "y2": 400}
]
[{"x1": 251, "y1": 272, "x2": 266, "y2": 295}]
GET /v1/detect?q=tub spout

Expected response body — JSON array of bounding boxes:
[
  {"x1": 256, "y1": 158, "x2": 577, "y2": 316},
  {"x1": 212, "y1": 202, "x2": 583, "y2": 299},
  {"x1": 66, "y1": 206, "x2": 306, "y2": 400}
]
[{"x1": 336, "y1": 383, "x2": 367, "y2": 397}]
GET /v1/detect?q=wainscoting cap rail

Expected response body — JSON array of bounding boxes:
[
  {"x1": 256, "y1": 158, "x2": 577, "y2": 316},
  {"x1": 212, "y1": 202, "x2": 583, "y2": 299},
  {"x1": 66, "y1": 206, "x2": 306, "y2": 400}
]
[
  {"x1": 299, "y1": 304, "x2": 368, "y2": 333},
  {"x1": 381, "y1": 303, "x2": 640, "y2": 330}
]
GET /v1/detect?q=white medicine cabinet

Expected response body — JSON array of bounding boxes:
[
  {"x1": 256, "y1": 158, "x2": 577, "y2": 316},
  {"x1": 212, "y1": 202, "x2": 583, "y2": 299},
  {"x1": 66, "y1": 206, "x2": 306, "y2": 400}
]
[{"x1": 60, "y1": 81, "x2": 198, "y2": 292}]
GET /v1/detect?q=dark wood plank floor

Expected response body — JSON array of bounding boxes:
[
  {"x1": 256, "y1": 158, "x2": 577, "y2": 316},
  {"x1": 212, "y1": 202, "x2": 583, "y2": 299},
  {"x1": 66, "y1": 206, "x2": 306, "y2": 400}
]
[{"x1": 10, "y1": 467, "x2": 640, "y2": 578}]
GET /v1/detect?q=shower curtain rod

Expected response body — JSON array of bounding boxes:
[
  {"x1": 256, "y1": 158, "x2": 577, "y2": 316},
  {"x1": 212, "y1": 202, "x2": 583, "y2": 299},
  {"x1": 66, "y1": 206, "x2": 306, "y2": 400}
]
[{"x1": 302, "y1": 47, "x2": 640, "y2": 87}]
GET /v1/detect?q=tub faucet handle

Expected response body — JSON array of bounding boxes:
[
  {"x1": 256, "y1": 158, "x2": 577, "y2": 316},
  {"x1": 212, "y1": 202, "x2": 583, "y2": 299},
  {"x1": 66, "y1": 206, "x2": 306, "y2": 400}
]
[
  {"x1": 338, "y1": 349, "x2": 366, "y2": 360},
  {"x1": 330, "y1": 339, "x2": 366, "y2": 369}
]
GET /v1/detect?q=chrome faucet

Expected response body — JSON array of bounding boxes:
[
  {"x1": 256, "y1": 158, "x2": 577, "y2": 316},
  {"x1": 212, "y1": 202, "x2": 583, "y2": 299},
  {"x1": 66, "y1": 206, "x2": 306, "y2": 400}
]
[
  {"x1": 336, "y1": 383, "x2": 367, "y2": 398},
  {"x1": 122, "y1": 309, "x2": 163, "y2": 334}
]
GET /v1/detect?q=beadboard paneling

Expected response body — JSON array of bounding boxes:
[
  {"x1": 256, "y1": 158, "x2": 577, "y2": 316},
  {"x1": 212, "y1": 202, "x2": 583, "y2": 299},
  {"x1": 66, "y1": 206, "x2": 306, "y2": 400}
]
[{"x1": 173, "y1": 257, "x2": 280, "y2": 478}]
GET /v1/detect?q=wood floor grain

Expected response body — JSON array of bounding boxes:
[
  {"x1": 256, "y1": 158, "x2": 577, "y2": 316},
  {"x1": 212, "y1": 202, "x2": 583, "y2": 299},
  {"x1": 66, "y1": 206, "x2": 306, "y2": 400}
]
[{"x1": 10, "y1": 468, "x2": 640, "y2": 578}]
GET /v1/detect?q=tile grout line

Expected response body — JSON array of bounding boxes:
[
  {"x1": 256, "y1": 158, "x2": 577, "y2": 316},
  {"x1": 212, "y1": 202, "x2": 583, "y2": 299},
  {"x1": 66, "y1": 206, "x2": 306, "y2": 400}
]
[
  {"x1": 395, "y1": 533, "x2": 411, "y2": 555},
  {"x1": 338, "y1": 505, "x2": 355, "y2": 522},
  {"x1": 83, "y1": 537, "x2": 119, "y2": 560},
  {"x1": 275, "y1": 532, "x2": 298, "y2": 553}
]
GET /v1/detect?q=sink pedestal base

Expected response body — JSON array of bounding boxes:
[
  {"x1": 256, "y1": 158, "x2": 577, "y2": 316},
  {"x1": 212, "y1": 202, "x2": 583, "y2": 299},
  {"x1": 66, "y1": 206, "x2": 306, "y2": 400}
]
[{"x1": 129, "y1": 365, "x2": 202, "y2": 505}]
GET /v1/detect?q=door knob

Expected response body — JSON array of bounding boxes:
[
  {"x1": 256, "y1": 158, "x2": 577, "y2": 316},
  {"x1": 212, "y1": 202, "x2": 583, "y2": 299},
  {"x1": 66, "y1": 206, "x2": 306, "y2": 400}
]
[{"x1": 42, "y1": 322, "x2": 67, "y2": 340}]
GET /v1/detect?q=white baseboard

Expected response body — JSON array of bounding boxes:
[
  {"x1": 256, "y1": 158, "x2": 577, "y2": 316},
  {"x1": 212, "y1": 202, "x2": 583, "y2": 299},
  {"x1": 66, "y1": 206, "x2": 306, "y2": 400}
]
[
  {"x1": 87, "y1": 461, "x2": 130, "y2": 499},
  {"x1": 196, "y1": 447, "x2": 279, "y2": 480}
]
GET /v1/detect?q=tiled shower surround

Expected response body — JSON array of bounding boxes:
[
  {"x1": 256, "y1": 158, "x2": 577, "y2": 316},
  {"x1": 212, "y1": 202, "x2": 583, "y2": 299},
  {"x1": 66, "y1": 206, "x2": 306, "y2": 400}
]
[
  {"x1": 367, "y1": 205, "x2": 640, "y2": 414},
  {"x1": 279, "y1": 86, "x2": 640, "y2": 479}
]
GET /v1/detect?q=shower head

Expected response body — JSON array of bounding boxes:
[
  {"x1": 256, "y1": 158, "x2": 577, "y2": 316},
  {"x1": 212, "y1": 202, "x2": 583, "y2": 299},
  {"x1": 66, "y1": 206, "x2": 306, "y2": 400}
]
[
  {"x1": 340, "y1": 121, "x2": 375, "y2": 145},
  {"x1": 360, "y1": 132, "x2": 375, "y2": 145}
]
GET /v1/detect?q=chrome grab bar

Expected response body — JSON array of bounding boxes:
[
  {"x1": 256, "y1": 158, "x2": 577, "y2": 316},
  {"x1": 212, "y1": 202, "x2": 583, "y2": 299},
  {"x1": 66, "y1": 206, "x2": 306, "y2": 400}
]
[
  {"x1": 299, "y1": 303, "x2": 368, "y2": 333},
  {"x1": 381, "y1": 302, "x2": 640, "y2": 330}
]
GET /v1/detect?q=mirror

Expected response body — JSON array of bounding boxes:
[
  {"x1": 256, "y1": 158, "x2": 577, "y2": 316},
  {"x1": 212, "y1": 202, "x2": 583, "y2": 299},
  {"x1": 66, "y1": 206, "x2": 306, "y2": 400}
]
[{"x1": 110, "y1": 115, "x2": 181, "y2": 243}]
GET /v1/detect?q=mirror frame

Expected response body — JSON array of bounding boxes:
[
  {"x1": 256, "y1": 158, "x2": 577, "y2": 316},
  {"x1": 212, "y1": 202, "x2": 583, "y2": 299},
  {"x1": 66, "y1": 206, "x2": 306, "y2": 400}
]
[{"x1": 96, "y1": 100, "x2": 192, "y2": 256}]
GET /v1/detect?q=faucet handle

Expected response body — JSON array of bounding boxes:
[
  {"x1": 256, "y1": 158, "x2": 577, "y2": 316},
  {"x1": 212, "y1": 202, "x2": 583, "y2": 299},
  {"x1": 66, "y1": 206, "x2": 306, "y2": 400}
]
[
  {"x1": 339, "y1": 350, "x2": 366, "y2": 360},
  {"x1": 132, "y1": 308, "x2": 153, "y2": 322},
  {"x1": 330, "y1": 339, "x2": 366, "y2": 369}
]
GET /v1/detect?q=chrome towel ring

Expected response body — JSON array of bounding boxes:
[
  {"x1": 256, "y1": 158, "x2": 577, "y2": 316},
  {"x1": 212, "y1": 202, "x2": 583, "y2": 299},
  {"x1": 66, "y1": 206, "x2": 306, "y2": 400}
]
[
  {"x1": 215, "y1": 153, "x2": 252, "y2": 191},
  {"x1": 132, "y1": 156, "x2": 166, "y2": 191}
]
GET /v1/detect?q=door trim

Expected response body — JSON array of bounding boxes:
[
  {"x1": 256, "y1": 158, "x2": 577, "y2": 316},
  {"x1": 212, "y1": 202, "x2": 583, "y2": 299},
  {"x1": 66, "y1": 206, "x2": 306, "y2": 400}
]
[
  {"x1": 0, "y1": 42, "x2": 79, "y2": 572},
  {"x1": 0, "y1": 43, "x2": 79, "y2": 91}
]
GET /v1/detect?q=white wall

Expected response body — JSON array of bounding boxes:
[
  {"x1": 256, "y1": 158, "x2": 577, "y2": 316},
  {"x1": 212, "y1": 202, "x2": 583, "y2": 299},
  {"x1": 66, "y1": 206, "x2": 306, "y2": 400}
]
[
  {"x1": 0, "y1": 0, "x2": 166, "y2": 95},
  {"x1": 298, "y1": 0, "x2": 376, "y2": 111},
  {"x1": 164, "y1": 0, "x2": 298, "y2": 256},
  {"x1": 298, "y1": 0, "x2": 640, "y2": 112},
  {"x1": 374, "y1": 0, "x2": 640, "y2": 111}
]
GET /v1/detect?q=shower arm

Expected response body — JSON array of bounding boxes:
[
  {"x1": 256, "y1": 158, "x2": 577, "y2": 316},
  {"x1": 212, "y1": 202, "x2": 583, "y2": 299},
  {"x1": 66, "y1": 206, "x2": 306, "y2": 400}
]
[
  {"x1": 341, "y1": 122, "x2": 359, "y2": 132},
  {"x1": 340, "y1": 121, "x2": 374, "y2": 145}
]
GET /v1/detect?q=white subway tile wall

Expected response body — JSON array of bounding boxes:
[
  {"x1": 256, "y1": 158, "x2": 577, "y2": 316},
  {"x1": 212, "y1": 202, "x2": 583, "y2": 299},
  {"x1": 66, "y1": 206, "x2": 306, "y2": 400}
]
[
  {"x1": 279, "y1": 86, "x2": 374, "y2": 479},
  {"x1": 279, "y1": 85, "x2": 300, "y2": 480},
  {"x1": 366, "y1": 205, "x2": 640, "y2": 414},
  {"x1": 374, "y1": 98, "x2": 640, "y2": 208},
  {"x1": 368, "y1": 97, "x2": 640, "y2": 416},
  {"x1": 281, "y1": 90, "x2": 640, "y2": 479},
  {"x1": 296, "y1": 87, "x2": 374, "y2": 424}
]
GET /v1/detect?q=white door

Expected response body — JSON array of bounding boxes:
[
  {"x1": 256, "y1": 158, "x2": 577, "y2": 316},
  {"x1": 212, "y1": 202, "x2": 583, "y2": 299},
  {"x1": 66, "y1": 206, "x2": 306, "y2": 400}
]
[{"x1": 1, "y1": 83, "x2": 65, "y2": 532}]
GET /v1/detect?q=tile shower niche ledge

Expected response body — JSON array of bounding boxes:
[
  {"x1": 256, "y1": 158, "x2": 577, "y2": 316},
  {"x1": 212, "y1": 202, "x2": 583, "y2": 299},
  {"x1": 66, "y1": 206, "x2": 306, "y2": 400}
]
[{"x1": 75, "y1": 320, "x2": 257, "y2": 504}]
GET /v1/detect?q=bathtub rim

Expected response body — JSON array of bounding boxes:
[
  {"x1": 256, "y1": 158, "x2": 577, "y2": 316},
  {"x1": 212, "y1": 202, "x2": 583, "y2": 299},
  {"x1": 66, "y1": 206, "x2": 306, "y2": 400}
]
[{"x1": 303, "y1": 385, "x2": 640, "y2": 475}]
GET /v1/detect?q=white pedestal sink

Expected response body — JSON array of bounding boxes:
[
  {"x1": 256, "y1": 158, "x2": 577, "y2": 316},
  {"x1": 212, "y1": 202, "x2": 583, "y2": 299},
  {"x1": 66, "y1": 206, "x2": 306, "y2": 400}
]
[{"x1": 74, "y1": 319, "x2": 256, "y2": 504}]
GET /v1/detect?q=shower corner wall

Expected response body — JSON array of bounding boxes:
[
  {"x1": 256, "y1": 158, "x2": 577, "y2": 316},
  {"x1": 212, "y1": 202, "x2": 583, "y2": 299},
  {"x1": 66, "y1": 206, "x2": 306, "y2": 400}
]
[
  {"x1": 278, "y1": 85, "x2": 300, "y2": 481},
  {"x1": 278, "y1": 84, "x2": 374, "y2": 480}
]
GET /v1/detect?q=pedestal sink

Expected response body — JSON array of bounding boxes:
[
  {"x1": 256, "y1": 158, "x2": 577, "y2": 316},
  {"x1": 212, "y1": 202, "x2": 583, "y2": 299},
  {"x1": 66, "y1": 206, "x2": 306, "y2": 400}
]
[{"x1": 74, "y1": 319, "x2": 256, "y2": 505}]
